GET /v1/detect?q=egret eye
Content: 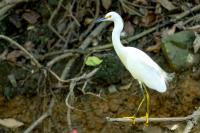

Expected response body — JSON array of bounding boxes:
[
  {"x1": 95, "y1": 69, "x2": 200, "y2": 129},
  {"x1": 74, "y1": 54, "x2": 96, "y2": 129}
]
[{"x1": 105, "y1": 15, "x2": 112, "y2": 19}]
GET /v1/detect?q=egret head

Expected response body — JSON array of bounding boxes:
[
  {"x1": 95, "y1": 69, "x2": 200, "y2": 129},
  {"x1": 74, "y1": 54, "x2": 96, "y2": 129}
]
[{"x1": 97, "y1": 12, "x2": 121, "y2": 22}]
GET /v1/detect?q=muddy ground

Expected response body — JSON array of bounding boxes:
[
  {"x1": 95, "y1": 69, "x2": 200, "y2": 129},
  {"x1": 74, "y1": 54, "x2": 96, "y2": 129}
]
[{"x1": 1, "y1": 72, "x2": 200, "y2": 133}]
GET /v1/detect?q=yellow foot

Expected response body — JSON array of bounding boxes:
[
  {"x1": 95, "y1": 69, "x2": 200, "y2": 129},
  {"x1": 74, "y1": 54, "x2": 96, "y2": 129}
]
[
  {"x1": 123, "y1": 116, "x2": 136, "y2": 125},
  {"x1": 140, "y1": 113, "x2": 149, "y2": 126}
]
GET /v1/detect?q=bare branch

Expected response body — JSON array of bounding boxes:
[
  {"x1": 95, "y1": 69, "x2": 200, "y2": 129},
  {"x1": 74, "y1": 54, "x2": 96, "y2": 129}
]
[
  {"x1": 48, "y1": 68, "x2": 99, "y2": 83},
  {"x1": 106, "y1": 108, "x2": 200, "y2": 125},
  {"x1": 48, "y1": 0, "x2": 66, "y2": 42},
  {"x1": 23, "y1": 99, "x2": 55, "y2": 133},
  {"x1": 106, "y1": 116, "x2": 193, "y2": 123},
  {"x1": 0, "y1": 35, "x2": 42, "y2": 68}
]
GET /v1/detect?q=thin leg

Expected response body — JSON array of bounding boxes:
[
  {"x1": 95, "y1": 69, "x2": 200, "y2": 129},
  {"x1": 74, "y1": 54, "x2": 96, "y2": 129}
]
[
  {"x1": 134, "y1": 95, "x2": 145, "y2": 116},
  {"x1": 143, "y1": 84, "x2": 150, "y2": 125},
  {"x1": 134, "y1": 81, "x2": 146, "y2": 116},
  {"x1": 123, "y1": 82, "x2": 146, "y2": 124}
]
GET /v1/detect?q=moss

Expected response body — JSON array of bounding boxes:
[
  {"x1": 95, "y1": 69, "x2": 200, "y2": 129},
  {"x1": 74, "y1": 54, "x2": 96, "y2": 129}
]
[{"x1": 93, "y1": 54, "x2": 126, "y2": 84}]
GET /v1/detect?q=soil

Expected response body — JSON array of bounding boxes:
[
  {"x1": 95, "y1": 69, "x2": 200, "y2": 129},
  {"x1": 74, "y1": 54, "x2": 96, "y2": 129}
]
[{"x1": 1, "y1": 72, "x2": 200, "y2": 133}]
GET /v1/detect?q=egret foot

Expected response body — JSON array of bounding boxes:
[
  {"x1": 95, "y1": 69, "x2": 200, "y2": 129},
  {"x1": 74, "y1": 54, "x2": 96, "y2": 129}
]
[
  {"x1": 123, "y1": 115, "x2": 136, "y2": 124},
  {"x1": 140, "y1": 112, "x2": 149, "y2": 126}
]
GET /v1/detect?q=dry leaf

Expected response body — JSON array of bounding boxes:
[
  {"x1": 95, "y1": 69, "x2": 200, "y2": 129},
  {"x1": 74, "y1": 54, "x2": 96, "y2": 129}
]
[
  {"x1": 22, "y1": 10, "x2": 40, "y2": 24},
  {"x1": 135, "y1": 0, "x2": 148, "y2": 5},
  {"x1": 124, "y1": 21, "x2": 134, "y2": 36},
  {"x1": 146, "y1": 37, "x2": 161, "y2": 53},
  {"x1": 161, "y1": 25, "x2": 176, "y2": 40},
  {"x1": 157, "y1": 0, "x2": 176, "y2": 11},
  {"x1": 193, "y1": 33, "x2": 200, "y2": 53},
  {"x1": 6, "y1": 50, "x2": 23, "y2": 63},
  {"x1": 24, "y1": 41, "x2": 34, "y2": 52},
  {"x1": 101, "y1": 0, "x2": 112, "y2": 10},
  {"x1": 0, "y1": 118, "x2": 24, "y2": 128},
  {"x1": 140, "y1": 12, "x2": 157, "y2": 27}
]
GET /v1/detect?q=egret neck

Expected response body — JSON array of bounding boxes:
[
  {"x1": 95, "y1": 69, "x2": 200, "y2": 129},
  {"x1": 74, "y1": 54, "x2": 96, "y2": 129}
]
[{"x1": 112, "y1": 16, "x2": 126, "y2": 64}]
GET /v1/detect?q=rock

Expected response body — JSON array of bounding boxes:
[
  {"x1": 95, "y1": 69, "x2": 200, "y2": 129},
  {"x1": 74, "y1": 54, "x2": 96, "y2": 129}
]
[
  {"x1": 93, "y1": 54, "x2": 126, "y2": 84},
  {"x1": 162, "y1": 31, "x2": 199, "y2": 71},
  {"x1": 108, "y1": 85, "x2": 117, "y2": 93}
]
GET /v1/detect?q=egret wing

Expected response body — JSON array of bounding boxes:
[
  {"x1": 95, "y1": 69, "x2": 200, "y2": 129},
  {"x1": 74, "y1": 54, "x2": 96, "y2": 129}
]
[{"x1": 125, "y1": 47, "x2": 167, "y2": 92}]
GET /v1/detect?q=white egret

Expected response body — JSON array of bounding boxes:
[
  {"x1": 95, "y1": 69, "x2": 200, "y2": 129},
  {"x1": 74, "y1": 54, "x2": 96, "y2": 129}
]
[{"x1": 97, "y1": 12, "x2": 174, "y2": 125}]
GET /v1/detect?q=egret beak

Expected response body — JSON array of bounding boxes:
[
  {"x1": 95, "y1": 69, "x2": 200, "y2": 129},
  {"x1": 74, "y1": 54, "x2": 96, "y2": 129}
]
[{"x1": 96, "y1": 18, "x2": 106, "y2": 23}]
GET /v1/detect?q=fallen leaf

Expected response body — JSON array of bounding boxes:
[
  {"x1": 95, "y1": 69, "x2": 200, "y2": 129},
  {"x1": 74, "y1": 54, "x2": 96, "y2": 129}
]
[
  {"x1": 24, "y1": 41, "x2": 34, "y2": 52},
  {"x1": 135, "y1": 0, "x2": 148, "y2": 5},
  {"x1": 124, "y1": 21, "x2": 134, "y2": 36},
  {"x1": 6, "y1": 50, "x2": 23, "y2": 63},
  {"x1": 85, "y1": 56, "x2": 103, "y2": 66},
  {"x1": 161, "y1": 25, "x2": 176, "y2": 40},
  {"x1": 146, "y1": 37, "x2": 161, "y2": 53},
  {"x1": 0, "y1": 118, "x2": 24, "y2": 128},
  {"x1": 22, "y1": 10, "x2": 40, "y2": 24},
  {"x1": 140, "y1": 12, "x2": 157, "y2": 27},
  {"x1": 101, "y1": 0, "x2": 112, "y2": 10},
  {"x1": 193, "y1": 33, "x2": 200, "y2": 53},
  {"x1": 157, "y1": 0, "x2": 176, "y2": 11}
]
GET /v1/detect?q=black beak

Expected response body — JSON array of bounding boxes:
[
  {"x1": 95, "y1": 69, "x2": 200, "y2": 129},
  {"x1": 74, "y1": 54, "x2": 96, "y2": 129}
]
[{"x1": 96, "y1": 18, "x2": 106, "y2": 23}]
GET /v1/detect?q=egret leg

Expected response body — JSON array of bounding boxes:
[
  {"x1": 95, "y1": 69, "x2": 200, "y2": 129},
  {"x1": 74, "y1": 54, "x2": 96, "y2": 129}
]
[
  {"x1": 142, "y1": 84, "x2": 150, "y2": 125},
  {"x1": 123, "y1": 82, "x2": 146, "y2": 124},
  {"x1": 134, "y1": 81, "x2": 146, "y2": 116},
  {"x1": 123, "y1": 82, "x2": 150, "y2": 125}
]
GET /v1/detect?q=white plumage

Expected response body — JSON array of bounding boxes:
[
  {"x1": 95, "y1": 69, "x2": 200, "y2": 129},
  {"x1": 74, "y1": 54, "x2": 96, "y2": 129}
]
[{"x1": 97, "y1": 11, "x2": 173, "y2": 93}]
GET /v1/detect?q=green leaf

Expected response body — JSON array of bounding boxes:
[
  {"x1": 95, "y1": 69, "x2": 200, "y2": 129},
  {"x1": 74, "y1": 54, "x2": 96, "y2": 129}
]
[{"x1": 85, "y1": 56, "x2": 103, "y2": 66}]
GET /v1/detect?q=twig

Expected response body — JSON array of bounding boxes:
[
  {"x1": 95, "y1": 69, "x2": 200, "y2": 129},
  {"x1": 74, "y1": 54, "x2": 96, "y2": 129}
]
[
  {"x1": 0, "y1": 4, "x2": 14, "y2": 17},
  {"x1": 79, "y1": 0, "x2": 100, "y2": 40},
  {"x1": 48, "y1": 68, "x2": 99, "y2": 83},
  {"x1": 64, "y1": 68, "x2": 99, "y2": 109},
  {"x1": 43, "y1": 45, "x2": 112, "y2": 59},
  {"x1": 23, "y1": 99, "x2": 55, "y2": 133},
  {"x1": 172, "y1": 4, "x2": 200, "y2": 21},
  {"x1": 80, "y1": 22, "x2": 111, "y2": 49},
  {"x1": 176, "y1": 14, "x2": 200, "y2": 30},
  {"x1": 65, "y1": 81, "x2": 80, "y2": 111},
  {"x1": 106, "y1": 116, "x2": 192, "y2": 123},
  {"x1": 67, "y1": 104, "x2": 72, "y2": 131},
  {"x1": 0, "y1": 35, "x2": 42, "y2": 68},
  {"x1": 46, "y1": 53, "x2": 74, "y2": 68},
  {"x1": 125, "y1": 21, "x2": 172, "y2": 43},
  {"x1": 79, "y1": 80, "x2": 106, "y2": 101},
  {"x1": 59, "y1": 56, "x2": 78, "y2": 83},
  {"x1": 107, "y1": 108, "x2": 200, "y2": 124},
  {"x1": 0, "y1": 0, "x2": 28, "y2": 5},
  {"x1": 43, "y1": 49, "x2": 86, "y2": 58},
  {"x1": 48, "y1": 0, "x2": 66, "y2": 42},
  {"x1": 63, "y1": 0, "x2": 80, "y2": 27}
]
